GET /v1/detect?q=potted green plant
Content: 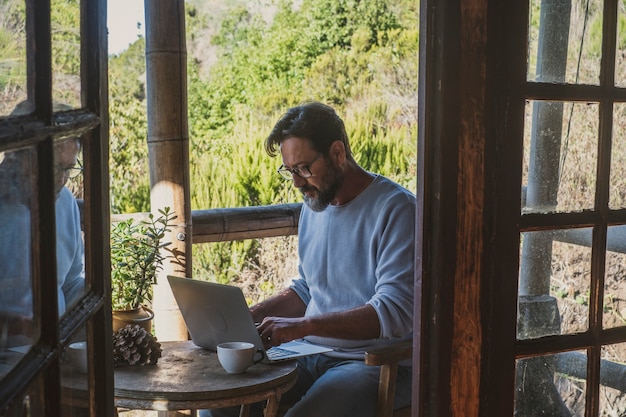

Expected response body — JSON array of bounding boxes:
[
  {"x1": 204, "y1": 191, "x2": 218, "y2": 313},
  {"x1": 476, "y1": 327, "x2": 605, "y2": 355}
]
[{"x1": 110, "y1": 207, "x2": 176, "y2": 333}]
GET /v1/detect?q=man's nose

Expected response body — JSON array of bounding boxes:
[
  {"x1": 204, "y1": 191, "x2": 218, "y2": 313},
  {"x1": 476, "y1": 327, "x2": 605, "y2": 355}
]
[{"x1": 56, "y1": 171, "x2": 68, "y2": 189}]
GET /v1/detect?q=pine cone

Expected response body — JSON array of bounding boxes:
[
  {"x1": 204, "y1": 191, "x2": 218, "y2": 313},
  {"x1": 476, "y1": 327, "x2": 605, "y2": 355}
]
[{"x1": 113, "y1": 324, "x2": 162, "y2": 367}]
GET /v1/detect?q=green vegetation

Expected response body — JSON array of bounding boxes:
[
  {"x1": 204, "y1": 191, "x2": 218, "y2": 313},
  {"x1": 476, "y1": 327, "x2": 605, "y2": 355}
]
[
  {"x1": 1, "y1": 0, "x2": 419, "y2": 286},
  {"x1": 0, "y1": 0, "x2": 82, "y2": 110},
  {"x1": 0, "y1": 0, "x2": 26, "y2": 114},
  {"x1": 109, "y1": 38, "x2": 150, "y2": 213},
  {"x1": 110, "y1": 208, "x2": 176, "y2": 310},
  {"x1": 107, "y1": 0, "x2": 419, "y2": 285}
]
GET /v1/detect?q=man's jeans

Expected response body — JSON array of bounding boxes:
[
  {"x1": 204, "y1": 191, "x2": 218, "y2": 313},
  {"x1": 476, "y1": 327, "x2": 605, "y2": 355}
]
[{"x1": 199, "y1": 354, "x2": 412, "y2": 417}]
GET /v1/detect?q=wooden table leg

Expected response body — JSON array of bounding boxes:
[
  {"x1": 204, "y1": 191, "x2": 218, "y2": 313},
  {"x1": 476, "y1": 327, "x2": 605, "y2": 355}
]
[
  {"x1": 239, "y1": 404, "x2": 251, "y2": 417},
  {"x1": 264, "y1": 393, "x2": 283, "y2": 417}
]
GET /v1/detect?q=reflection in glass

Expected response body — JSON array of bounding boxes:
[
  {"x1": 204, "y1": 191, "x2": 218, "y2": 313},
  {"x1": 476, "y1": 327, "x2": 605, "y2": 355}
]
[
  {"x1": 61, "y1": 325, "x2": 89, "y2": 416},
  {"x1": 527, "y1": 0, "x2": 603, "y2": 85},
  {"x1": 522, "y1": 101, "x2": 598, "y2": 213},
  {"x1": 1, "y1": 386, "x2": 37, "y2": 416},
  {"x1": 518, "y1": 230, "x2": 591, "y2": 339},
  {"x1": 616, "y1": 2, "x2": 626, "y2": 87},
  {"x1": 600, "y1": 343, "x2": 626, "y2": 414},
  {"x1": 0, "y1": 0, "x2": 28, "y2": 116},
  {"x1": 54, "y1": 137, "x2": 86, "y2": 316},
  {"x1": 515, "y1": 351, "x2": 586, "y2": 416},
  {"x1": 51, "y1": 0, "x2": 81, "y2": 108},
  {"x1": 0, "y1": 147, "x2": 37, "y2": 378},
  {"x1": 603, "y1": 225, "x2": 626, "y2": 329},
  {"x1": 610, "y1": 103, "x2": 626, "y2": 209}
]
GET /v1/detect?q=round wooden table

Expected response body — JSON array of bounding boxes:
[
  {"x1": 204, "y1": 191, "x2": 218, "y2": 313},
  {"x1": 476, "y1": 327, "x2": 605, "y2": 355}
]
[{"x1": 64, "y1": 340, "x2": 298, "y2": 417}]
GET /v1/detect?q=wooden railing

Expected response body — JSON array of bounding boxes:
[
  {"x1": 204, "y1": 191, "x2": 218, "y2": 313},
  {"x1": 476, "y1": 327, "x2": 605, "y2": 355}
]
[
  {"x1": 191, "y1": 203, "x2": 301, "y2": 243},
  {"x1": 83, "y1": 202, "x2": 302, "y2": 243}
]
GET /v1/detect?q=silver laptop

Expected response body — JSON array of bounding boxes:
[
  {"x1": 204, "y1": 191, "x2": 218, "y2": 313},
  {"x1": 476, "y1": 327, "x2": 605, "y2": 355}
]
[{"x1": 167, "y1": 275, "x2": 332, "y2": 362}]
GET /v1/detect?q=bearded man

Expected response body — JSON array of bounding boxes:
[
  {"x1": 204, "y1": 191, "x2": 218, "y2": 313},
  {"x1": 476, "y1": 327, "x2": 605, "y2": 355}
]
[{"x1": 204, "y1": 101, "x2": 416, "y2": 417}]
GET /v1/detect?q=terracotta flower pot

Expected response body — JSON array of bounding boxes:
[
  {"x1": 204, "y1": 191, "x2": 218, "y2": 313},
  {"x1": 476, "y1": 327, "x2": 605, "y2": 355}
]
[{"x1": 112, "y1": 305, "x2": 154, "y2": 334}]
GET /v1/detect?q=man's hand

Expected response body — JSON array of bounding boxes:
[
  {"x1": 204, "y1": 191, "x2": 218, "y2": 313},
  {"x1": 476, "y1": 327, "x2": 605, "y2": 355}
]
[
  {"x1": 257, "y1": 316, "x2": 309, "y2": 348},
  {"x1": 256, "y1": 305, "x2": 381, "y2": 349}
]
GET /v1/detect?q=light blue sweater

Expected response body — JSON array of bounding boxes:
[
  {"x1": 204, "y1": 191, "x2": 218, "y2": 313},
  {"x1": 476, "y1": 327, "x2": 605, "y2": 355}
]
[
  {"x1": 55, "y1": 186, "x2": 85, "y2": 314},
  {"x1": 290, "y1": 175, "x2": 416, "y2": 358},
  {"x1": 0, "y1": 203, "x2": 32, "y2": 317},
  {"x1": 0, "y1": 187, "x2": 84, "y2": 318}
]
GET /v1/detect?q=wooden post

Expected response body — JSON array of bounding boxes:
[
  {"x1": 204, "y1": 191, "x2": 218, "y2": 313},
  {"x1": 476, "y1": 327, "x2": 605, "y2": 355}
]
[{"x1": 144, "y1": 0, "x2": 190, "y2": 341}]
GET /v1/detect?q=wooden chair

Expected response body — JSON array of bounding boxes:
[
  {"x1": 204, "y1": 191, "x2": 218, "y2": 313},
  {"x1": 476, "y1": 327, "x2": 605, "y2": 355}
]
[
  {"x1": 364, "y1": 341, "x2": 413, "y2": 417},
  {"x1": 277, "y1": 341, "x2": 412, "y2": 417}
]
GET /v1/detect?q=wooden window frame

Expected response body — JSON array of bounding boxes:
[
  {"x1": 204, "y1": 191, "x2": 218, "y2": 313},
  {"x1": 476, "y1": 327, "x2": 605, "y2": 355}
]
[
  {"x1": 417, "y1": 0, "x2": 626, "y2": 416},
  {"x1": 0, "y1": 1, "x2": 113, "y2": 416},
  {"x1": 517, "y1": 2, "x2": 626, "y2": 416}
]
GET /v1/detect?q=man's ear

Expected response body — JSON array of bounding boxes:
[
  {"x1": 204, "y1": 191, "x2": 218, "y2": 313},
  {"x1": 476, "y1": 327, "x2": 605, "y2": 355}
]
[{"x1": 329, "y1": 140, "x2": 346, "y2": 164}]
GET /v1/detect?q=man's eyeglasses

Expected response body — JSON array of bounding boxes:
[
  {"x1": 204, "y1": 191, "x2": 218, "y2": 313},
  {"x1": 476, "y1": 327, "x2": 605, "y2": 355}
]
[
  {"x1": 277, "y1": 153, "x2": 322, "y2": 180},
  {"x1": 58, "y1": 160, "x2": 83, "y2": 180}
]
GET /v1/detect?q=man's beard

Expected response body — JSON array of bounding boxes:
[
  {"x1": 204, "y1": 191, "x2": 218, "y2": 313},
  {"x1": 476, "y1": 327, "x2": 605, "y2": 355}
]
[{"x1": 300, "y1": 167, "x2": 342, "y2": 212}]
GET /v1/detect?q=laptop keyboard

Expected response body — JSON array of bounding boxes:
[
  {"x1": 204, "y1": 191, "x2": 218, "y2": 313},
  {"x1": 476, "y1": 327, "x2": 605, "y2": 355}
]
[{"x1": 266, "y1": 346, "x2": 299, "y2": 360}]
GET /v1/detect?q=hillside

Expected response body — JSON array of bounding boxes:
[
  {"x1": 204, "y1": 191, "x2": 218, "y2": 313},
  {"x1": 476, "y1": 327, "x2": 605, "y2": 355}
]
[{"x1": 2, "y1": 0, "x2": 419, "y2": 288}]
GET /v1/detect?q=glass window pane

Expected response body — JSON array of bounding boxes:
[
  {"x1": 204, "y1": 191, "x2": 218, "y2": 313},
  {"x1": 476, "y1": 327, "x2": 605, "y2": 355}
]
[
  {"x1": 61, "y1": 324, "x2": 89, "y2": 416},
  {"x1": 54, "y1": 137, "x2": 86, "y2": 316},
  {"x1": 1, "y1": 384, "x2": 38, "y2": 416},
  {"x1": 610, "y1": 103, "x2": 626, "y2": 209},
  {"x1": 551, "y1": 237, "x2": 591, "y2": 334},
  {"x1": 604, "y1": 225, "x2": 626, "y2": 329},
  {"x1": 616, "y1": 1, "x2": 626, "y2": 87},
  {"x1": 51, "y1": 0, "x2": 81, "y2": 108},
  {"x1": 600, "y1": 343, "x2": 626, "y2": 414},
  {"x1": 0, "y1": 0, "x2": 27, "y2": 116},
  {"x1": 527, "y1": 0, "x2": 603, "y2": 84},
  {"x1": 0, "y1": 147, "x2": 38, "y2": 378},
  {"x1": 522, "y1": 101, "x2": 598, "y2": 213},
  {"x1": 519, "y1": 230, "x2": 591, "y2": 339},
  {"x1": 515, "y1": 351, "x2": 587, "y2": 415}
]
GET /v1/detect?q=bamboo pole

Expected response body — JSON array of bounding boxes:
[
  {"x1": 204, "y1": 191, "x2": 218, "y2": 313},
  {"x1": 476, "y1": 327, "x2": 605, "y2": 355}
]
[{"x1": 144, "y1": 0, "x2": 190, "y2": 341}]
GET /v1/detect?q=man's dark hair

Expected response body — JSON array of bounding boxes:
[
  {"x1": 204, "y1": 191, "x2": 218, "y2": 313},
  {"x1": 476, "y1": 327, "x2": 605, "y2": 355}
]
[{"x1": 264, "y1": 102, "x2": 353, "y2": 161}]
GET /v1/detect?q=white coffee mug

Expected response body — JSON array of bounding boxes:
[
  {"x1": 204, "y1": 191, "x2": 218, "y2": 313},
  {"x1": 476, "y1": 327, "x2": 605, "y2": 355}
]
[
  {"x1": 217, "y1": 342, "x2": 265, "y2": 374},
  {"x1": 67, "y1": 341, "x2": 88, "y2": 373}
]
